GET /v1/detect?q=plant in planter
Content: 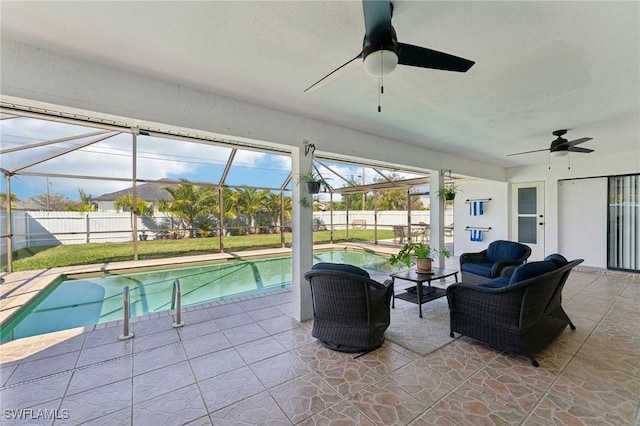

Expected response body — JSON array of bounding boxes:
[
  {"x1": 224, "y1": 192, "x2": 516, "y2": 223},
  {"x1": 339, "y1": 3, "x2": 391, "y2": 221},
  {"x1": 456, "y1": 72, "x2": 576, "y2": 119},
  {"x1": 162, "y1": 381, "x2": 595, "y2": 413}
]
[
  {"x1": 389, "y1": 242, "x2": 451, "y2": 273},
  {"x1": 297, "y1": 172, "x2": 332, "y2": 194},
  {"x1": 436, "y1": 182, "x2": 459, "y2": 201}
]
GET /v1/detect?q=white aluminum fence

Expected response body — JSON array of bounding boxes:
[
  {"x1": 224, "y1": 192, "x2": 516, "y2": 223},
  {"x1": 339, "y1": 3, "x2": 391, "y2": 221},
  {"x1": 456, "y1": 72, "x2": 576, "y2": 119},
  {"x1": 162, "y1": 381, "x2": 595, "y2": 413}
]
[
  {"x1": 0, "y1": 211, "x2": 175, "y2": 255},
  {"x1": 313, "y1": 210, "x2": 454, "y2": 231}
]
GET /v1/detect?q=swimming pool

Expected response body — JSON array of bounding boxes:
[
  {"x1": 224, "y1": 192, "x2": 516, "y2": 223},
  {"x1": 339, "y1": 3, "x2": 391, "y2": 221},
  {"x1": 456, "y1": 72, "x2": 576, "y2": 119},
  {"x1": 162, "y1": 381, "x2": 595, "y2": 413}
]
[{"x1": 1, "y1": 250, "x2": 393, "y2": 342}]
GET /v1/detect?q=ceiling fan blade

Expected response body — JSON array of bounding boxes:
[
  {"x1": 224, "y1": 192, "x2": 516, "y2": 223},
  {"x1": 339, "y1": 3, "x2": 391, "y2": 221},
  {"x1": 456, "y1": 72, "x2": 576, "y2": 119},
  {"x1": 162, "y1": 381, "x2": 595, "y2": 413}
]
[
  {"x1": 567, "y1": 147, "x2": 594, "y2": 154},
  {"x1": 362, "y1": 0, "x2": 392, "y2": 42},
  {"x1": 304, "y1": 52, "x2": 363, "y2": 93},
  {"x1": 397, "y1": 43, "x2": 475, "y2": 72},
  {"x1": 564, "y1": 137, "x2": 593, "y2": 148},
  {"x1": 507, "y1": 148, "x2": 550, "y2": 157}
]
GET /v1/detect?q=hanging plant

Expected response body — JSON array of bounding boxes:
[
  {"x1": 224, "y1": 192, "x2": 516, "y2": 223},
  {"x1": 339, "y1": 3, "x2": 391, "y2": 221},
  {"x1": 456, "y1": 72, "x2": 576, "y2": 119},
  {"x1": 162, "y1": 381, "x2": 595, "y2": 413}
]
[
  {"x1": 436, "y1": 182, "x2": 459, "y2": 201},
  {"x1": 297, "y1": 172, "x2": 332, "y2": 194}
]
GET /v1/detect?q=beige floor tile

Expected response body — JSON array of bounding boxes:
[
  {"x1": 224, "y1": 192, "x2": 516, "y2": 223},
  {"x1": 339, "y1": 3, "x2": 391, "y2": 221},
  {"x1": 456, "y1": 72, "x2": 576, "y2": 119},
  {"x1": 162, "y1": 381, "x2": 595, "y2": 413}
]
[
  {"x1": 431, "y1": 382, "x2": 526, "y2": 425},
  {"x1": 133, "y1": 383, "x2": 207, "y2": 425},
  {"x1": 298, "y1": 400, "x2": 374, "y2": 425},
  {"x1": 249, "y1": 351, "x2": 312, "y2": 388},
  {"x1": 269, "y1": 371, "x2": 343, "y2": 424},
  {"x1": 208, "y1": 391, "x2": 290, "y2": 425},
  {"x1": 198, "y1": 366, "x2": 265, "y2": 413},
  {"x1": 347, "y1": 378, "x2": 428, "y2": 425}
]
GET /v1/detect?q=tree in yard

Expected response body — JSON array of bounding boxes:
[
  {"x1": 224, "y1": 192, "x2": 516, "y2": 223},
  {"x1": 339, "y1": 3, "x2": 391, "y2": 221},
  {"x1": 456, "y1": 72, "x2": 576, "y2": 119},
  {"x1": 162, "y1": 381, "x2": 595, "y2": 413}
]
[
  {"x1": 114, "y1": 194, "x2": 154, "y2": 216},
  {"x1": 29, "y1": 192, "x2": 75, "y2": 211},
  {"x1": 114, "y1": 193, "x2": 154, "y2": 233},
  {"x1": 262, "y1": 191, "x2": 292, "y2": 230},
  {"x1": 231, "y1": 187, "x2": 269, "y2": 233},
  {"x1": 0, "y1": 193, "x2": 19, "y2": 209},
  {"x1": 157, "y1": 181, "x2": 218, "y2": 238}
]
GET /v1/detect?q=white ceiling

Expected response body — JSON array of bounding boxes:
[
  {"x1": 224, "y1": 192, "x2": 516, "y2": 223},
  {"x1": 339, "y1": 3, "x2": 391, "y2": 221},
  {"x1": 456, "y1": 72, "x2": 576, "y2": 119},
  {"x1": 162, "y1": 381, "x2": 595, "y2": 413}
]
[{"x1": 2, "y1": 1, "x2": 639, "y2": 168}]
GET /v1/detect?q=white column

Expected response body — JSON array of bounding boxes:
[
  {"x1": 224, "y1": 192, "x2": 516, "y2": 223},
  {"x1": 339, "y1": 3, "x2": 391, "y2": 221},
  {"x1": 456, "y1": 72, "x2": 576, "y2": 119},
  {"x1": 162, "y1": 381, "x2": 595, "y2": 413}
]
[
  {"x1": 430, "y1": 170, "x2": 445, "y2": 268},
  {"x1": 291, "y1": 146, "x2": 314, "y2": 322}
]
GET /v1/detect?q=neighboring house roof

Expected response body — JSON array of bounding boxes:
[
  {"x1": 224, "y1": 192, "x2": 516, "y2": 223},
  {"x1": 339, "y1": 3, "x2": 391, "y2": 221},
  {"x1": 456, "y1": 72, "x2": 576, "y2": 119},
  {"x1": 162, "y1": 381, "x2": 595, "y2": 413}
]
[
  {"x1": 11, "y1": 200, "x2": 42, "y2": 211},
  {"x1": 94, "y1": 182, "x2": 178, "y2": 202}
]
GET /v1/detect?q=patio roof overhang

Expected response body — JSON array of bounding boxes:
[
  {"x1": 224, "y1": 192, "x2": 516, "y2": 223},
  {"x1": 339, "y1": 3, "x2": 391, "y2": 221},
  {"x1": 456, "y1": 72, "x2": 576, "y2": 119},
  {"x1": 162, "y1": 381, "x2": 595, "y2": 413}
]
[{"x1": 331, "y1": 176, "x2": 432, "y2": 195}]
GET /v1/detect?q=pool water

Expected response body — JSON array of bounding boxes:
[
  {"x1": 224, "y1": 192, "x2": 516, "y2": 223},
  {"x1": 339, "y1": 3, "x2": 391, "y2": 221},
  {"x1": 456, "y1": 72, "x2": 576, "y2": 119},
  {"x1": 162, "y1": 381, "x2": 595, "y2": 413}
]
[{"x1": 1, "y1": 250, "x2": 393, "y2": 342}]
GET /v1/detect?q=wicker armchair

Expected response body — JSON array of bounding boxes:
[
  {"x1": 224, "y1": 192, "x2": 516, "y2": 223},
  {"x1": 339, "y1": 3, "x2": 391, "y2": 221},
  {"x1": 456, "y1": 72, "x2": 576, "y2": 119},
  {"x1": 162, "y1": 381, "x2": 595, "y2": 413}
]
[
  {"x1": 304, "y1": 263, "x2": 393, "y2": 353},
  {"x1": 447, "y1": 256, "x2": 583, "y2": 367},
  {"x1": 459, "y1": 240, "x2": 532, "y2": 284}
]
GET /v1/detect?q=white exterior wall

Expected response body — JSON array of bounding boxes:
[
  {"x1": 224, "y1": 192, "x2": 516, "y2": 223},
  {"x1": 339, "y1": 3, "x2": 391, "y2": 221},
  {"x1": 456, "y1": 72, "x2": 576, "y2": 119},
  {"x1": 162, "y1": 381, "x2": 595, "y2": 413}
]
[
  {"x1": 450, "y1": 148, "x2": 639, "y2": 268},
  {"x1": 558, "y1": 178, "x2": 608, "y2": 268},
  {"x1": 452, "y1": 180, "x2": 510, "y2": 257}
]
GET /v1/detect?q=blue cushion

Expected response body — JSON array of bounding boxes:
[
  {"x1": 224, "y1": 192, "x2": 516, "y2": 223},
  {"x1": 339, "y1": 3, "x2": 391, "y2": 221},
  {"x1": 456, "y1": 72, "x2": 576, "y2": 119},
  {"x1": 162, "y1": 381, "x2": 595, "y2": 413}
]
[
  {"x1": 509, "y1": 261, "x2": 558, "y2": 284},
  {"x1": 479, "y1": 277, "x2": 510, "y2": 288},
  {"x1": 486, "y1": 240, "x2": 528, "y2": 263},
  {"x1": 312, "y1": 262, "x2": 370, "y2": 278},
  {"x1": 461, "y1": 262, "x2": 494, "y2": 278},
  {"x1": 544, "y1": 253, "x2": 568, "y2": 268}
]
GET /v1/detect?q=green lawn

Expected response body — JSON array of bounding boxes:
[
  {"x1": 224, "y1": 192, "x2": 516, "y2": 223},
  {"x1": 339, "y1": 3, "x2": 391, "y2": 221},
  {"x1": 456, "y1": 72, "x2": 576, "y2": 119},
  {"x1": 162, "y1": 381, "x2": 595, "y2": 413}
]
[{"x1": 9, "y1": 229, "x2": 393, "y2": 271}]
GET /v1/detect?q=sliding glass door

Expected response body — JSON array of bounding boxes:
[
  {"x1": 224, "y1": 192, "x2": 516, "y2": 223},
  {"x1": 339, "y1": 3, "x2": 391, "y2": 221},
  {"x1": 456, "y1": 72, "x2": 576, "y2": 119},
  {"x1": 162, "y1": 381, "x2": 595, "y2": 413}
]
[{"x1": 608, "y1": 174, "x2": 639, "y2": 272}]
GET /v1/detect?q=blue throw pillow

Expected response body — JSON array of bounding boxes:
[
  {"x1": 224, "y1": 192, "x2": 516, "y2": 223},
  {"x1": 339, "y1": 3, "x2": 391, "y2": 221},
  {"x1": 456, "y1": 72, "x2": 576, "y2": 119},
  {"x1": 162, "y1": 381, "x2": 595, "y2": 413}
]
[
  {"x1": 486, "y1": 240, "x2": 528, "y2": 263},
  {"x1": 312, "y1": 262, "x2": 370, "y2": 278},
  {"x1": 509, "y1": 261, "x2": 558, "y2": 284},
  {"x1": 544, "y1": 253, "x2": 568, "y2": 268}
]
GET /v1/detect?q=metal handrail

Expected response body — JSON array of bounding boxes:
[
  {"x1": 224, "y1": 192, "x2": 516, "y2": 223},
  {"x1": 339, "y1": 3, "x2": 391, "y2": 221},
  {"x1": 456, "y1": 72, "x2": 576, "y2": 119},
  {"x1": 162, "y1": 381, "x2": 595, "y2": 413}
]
[
  {"x1": 171, "y1": 279, "x2": 185, "y2": 328},
  {"x1": 118, "y1": 286, "x2": 134, "y2": 340}
]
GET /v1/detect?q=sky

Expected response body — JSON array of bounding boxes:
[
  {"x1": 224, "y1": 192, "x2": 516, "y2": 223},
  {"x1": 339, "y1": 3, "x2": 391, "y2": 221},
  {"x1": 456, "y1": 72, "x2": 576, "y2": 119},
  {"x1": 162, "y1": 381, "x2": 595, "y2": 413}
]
[{"x1": 1, "y1": 115, "x2": 425, "y2": 203}]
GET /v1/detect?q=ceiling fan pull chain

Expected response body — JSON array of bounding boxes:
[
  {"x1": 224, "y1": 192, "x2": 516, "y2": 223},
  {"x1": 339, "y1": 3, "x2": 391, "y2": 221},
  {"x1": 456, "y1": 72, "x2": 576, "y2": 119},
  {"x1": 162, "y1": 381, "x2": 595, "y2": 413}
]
[
  {"x1": 548, "y1": 153, "x2": 551, "y2": 170},
  {"x1": 378, "y1": 77, "x2": 382, "y2": 112},
  {"x1": 568, "y1": 153, "x2": 571, "y2": 170}
]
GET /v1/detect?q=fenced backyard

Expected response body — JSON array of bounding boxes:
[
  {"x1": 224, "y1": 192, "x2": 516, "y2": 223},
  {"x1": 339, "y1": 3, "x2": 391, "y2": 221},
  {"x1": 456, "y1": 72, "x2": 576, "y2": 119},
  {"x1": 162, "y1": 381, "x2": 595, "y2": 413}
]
[{"x1": 1, "y1": 210, "x2": 453, "y2": 271}]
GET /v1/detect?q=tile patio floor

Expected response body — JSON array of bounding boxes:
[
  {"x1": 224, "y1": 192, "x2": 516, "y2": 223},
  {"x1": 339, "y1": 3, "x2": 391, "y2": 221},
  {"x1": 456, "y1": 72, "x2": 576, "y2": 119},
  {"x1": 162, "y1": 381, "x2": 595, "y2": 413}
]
[{"x1": 0, "y1": 260, "x2": 638, "y2": 425}]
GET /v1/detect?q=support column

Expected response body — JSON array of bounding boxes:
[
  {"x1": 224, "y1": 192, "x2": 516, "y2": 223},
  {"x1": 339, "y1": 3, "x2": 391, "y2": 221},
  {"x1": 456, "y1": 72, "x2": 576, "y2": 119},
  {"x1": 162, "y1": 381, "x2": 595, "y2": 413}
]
[
  {"x1": 131, "y1": 129, "x2": 139, "y2": 261},
  {"x1": 4, "y1": 173, "x2": 13, "y2": 273},
  {"x1": 430, "y1": 170, "x2": 445, "y2": 268},
  {"x1": 291, "y1": 145, "x2": 314, "y2": 322}
]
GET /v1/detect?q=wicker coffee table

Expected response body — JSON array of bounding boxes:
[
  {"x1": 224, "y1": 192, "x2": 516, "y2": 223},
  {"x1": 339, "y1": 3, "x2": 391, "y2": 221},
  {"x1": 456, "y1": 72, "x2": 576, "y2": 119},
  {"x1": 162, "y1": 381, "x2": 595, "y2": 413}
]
[{"x1": 391, "y1": 268, "x2": 459, "y2": 318}]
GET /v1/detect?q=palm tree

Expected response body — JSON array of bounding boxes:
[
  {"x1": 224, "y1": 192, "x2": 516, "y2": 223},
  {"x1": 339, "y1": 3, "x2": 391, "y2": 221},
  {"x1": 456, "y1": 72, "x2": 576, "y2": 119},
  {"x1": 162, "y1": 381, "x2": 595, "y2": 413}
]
[
  {"x1": 158, "y1": 181, "x2": 217, "y2": 237},
  {"x1": 263, "y1": 191, "x2": 292, "y2": 230},
  {"x1": 232, "y1": 187, "x2": 269, "y2": 233}
]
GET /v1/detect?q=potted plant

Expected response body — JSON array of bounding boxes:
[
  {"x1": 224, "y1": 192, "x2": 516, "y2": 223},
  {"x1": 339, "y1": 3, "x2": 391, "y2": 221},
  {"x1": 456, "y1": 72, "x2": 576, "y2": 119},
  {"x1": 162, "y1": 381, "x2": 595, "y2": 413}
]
[
  {"x1": 436, "y1": 182, "x2": 459, "y2": 201},
  {"x1": 298, "y1": 172, "x2": 331, "y2": 194},
  {"x1": 389, "y1": 242, "x2": 450, "y2": 273}
]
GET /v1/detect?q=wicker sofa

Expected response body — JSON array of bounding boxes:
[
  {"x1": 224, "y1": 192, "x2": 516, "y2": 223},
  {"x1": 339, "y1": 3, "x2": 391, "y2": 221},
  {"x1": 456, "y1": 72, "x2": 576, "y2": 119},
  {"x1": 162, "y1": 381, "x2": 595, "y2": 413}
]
[
  {"x1": 447, "y1": 255, "x2": 583, "y2": 367},
  {"x1": 304, "y1": 262, "x2": 393, "y2": 353},
  {"x1": 459, "y1": 239, "x2": 532, "y2": 285}
]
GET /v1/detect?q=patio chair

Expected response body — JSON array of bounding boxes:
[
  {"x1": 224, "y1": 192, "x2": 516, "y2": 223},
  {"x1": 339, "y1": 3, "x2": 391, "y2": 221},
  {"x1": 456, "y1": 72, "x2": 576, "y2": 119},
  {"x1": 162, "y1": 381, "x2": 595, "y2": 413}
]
[
  {"x1": 447, "y1": 255, "x2": 583, "y2": 367},
  {"x1": 393, "y1": 225, "x2": 408, "y2": 244},
  {"x1": 413, "y1": 222, "x2": 430, "y2": 243},
  {"x1": 304, "y1": 262, "x2": 393, "y2": 353},
  {"x1": 459, "y1": 239, "x2": 531, "y2": 284}
]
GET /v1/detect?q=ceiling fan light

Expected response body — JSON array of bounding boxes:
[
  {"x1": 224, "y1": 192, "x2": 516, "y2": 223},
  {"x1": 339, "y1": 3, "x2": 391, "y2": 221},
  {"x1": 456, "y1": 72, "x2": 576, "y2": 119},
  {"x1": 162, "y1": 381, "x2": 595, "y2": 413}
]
[
  {"x1": 550, "y1": 150, "x2": 569, "y2": 157},
  {"x1": 363, "y1": 49, "x2": 398, "y2": 77}
]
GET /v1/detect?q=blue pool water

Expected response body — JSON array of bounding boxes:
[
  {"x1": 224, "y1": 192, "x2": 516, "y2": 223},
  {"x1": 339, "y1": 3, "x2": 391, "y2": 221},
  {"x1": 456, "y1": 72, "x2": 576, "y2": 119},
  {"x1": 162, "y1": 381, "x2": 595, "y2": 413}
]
[{"x1": 1, "y1": 250, "x2": 393, "y2": 342}]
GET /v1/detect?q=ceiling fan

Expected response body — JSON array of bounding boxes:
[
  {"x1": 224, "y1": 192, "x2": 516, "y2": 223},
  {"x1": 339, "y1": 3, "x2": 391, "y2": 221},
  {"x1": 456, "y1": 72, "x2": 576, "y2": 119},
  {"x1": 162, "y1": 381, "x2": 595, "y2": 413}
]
[
  {"x1": 507, "y1": 130, "x2": 594, "y2": 158},
  {"x1": 304, "y1": 0, "x2": 475, "y2": 94}
]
